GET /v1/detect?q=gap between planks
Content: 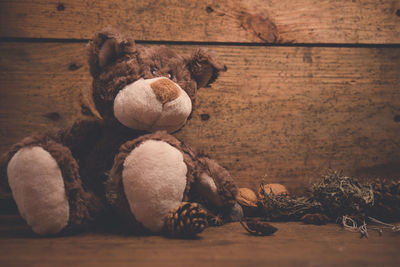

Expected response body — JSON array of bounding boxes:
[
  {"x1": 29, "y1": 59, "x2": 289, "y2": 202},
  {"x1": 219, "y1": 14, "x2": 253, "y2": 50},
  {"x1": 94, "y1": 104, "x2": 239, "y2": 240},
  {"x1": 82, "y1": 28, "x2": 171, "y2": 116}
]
[
  {"x1": 1, "y1": 37, "x2": 400, "y2": 48},
  {"x1": 0, "y1": 0, "x2": 399, "y2": 44}
]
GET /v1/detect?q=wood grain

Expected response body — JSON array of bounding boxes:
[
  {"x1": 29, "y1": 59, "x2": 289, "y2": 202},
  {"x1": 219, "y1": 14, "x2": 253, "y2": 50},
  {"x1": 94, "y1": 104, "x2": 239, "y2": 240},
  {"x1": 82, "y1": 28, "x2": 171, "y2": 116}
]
[
  {"x1": 0, "y1": 43, "x2": 96, "y2": 155},
  {"x1": 0, "y1": 221, "x2": 399, "y2": 266},
  {"x1": 0, "y1": 0, "x2": 399, "y2": 44},
  {"x1": 0, "y1": 43, "x2": 399, "y2": 194}
]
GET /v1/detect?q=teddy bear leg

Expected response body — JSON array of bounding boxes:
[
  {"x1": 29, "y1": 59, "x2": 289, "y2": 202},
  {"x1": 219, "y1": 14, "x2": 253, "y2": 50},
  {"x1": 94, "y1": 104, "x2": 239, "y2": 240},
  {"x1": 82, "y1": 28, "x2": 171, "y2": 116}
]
[
  {"x1": 5, "y1": 142, "x2": 101, "y2": 235},
  {"x1": 110, "y1": 139, "x2": 189, "y2": 233}
]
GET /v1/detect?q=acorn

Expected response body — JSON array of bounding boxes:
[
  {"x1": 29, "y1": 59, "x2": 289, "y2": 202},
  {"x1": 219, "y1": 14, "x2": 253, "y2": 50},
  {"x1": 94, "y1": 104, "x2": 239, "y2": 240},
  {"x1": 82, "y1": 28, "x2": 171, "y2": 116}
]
[{"x1": 258, "y1": 183, "x2": 289, "y2": 197}]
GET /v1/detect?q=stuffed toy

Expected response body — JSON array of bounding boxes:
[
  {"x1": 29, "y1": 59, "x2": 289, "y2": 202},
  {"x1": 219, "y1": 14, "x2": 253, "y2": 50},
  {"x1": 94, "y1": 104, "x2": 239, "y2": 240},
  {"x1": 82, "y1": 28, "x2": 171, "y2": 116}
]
[{"x1": 0, "y1": 28, "x2": 239, "y2": 236}]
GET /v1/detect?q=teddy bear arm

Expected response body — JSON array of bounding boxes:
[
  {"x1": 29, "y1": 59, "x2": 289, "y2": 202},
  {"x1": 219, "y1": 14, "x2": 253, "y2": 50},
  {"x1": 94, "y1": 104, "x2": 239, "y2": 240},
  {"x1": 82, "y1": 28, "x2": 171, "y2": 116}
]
[
  {"x1": 195, "y1": 157, "x2": 239, "y2": 209},
  {"x1": 59, "y1": 119, "x2": 105, "y2": 154}
]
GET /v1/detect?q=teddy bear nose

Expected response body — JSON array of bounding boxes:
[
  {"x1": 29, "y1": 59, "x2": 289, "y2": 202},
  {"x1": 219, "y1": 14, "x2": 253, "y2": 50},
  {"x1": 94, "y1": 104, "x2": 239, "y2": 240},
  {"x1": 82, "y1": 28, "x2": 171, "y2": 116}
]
[{"x1": 150, "y1": 78, "x2": 181, "y2": 104}]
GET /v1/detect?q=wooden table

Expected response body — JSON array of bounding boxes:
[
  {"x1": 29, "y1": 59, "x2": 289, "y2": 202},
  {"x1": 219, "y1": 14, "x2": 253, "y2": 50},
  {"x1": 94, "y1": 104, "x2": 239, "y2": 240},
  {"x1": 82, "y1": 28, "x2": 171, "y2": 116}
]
[{"x1": 1, "y1": 217, "x2": 399, "y2": 266}]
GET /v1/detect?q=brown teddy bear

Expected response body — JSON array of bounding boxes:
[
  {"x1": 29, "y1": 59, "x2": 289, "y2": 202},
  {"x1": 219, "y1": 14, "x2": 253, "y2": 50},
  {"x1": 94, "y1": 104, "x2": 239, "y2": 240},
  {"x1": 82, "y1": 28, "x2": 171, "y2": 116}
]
[{"x1": 0, "y1": 28, "x2": 239, "y2": 236}]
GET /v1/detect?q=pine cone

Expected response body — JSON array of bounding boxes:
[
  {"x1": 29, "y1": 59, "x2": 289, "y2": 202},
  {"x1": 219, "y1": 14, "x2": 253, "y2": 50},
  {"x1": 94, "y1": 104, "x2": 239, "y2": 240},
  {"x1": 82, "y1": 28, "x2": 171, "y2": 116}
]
[
  {"x1": 370, "y1": 178, "x2": 400, "y2": 221},
  {"x1": 165, "y1": 202, "x2": 208, "y2": 237}
]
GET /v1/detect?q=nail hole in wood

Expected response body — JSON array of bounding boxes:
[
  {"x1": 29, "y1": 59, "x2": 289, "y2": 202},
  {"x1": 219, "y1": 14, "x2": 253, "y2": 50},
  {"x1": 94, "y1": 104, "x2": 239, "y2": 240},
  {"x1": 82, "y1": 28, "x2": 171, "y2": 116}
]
[
  {"x1": 200, "y1": 114, "x2": 210, "y2": 121},
  {"x1": 394, "y1": 115, "x2": 400, "y2": 122},
  {"x1": 206, "y1": 6, "x2": 214, "y2": 13},
  {"x1": 68, "y1": 63, "x2": 80, "y2": 71},
  {"x1": 57, "y1": 3, "x2": 65, "y2": 11}
]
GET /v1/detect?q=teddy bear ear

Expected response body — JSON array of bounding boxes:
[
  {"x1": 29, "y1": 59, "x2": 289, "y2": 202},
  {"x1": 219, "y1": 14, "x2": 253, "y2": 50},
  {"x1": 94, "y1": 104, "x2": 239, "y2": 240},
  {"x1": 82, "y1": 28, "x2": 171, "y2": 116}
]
[
  {"x1": 186, "y1": 48, "x2": 227, "y2": 88},
  {"x1": 87, "y1": 27, "x2": 136, "y2": 77}
]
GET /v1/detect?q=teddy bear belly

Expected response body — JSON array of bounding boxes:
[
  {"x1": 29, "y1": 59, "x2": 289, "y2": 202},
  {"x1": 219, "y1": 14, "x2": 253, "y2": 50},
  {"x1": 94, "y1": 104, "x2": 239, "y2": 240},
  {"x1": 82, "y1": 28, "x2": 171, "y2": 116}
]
[{"x1": 121, "y1": 140, "x2": 188, "y2": 232}]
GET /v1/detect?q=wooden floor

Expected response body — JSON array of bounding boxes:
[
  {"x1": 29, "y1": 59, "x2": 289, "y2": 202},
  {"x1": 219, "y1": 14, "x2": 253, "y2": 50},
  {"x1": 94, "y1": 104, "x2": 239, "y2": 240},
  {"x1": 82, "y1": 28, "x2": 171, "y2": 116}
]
[{"x1": 0, "y1": 218, "x2": 399, "y2": 266}]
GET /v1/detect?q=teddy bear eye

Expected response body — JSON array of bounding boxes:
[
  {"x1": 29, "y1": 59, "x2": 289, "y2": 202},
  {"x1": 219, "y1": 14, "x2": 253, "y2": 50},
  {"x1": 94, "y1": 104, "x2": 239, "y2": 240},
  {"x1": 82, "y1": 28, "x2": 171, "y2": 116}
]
[
  {"x1": 150, "y1": 68, "x2": 157, "y2": 76},
  {"x1": 168, "y1": 71, "x2": 173, "y2": 80}
]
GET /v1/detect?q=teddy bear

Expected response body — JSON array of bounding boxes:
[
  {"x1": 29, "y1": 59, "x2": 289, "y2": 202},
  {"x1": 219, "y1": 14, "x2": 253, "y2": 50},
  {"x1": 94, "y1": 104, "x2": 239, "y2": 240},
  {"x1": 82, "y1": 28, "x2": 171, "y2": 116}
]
[{"x1": 0, "y1": 28, "x2": 239, "y2": 236}]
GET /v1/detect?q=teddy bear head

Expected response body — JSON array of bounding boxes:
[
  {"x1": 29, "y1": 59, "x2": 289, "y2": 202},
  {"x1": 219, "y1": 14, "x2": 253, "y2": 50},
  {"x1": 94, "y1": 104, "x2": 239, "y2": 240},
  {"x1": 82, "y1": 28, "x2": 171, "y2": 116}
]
[{"x1": 87, "y1": 28, "x2": 226, "y2": 133}]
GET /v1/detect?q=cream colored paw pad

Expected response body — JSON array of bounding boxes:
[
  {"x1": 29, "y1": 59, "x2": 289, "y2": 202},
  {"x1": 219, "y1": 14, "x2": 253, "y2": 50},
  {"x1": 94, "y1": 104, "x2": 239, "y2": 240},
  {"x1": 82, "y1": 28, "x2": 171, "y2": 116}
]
[
  {"x1": 122, "y1": 140, "x2": 188, "y2": 232},
  {"x1": 7, "y1": 146, "x2": 69, "y2": 235}
]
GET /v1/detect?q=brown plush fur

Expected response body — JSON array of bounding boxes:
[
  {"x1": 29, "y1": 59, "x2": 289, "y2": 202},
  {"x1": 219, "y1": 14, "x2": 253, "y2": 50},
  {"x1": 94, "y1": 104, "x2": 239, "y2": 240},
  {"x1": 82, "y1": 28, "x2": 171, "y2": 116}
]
[{"x1": 0, "y1": 27, "x2": 237, "y2": 234}]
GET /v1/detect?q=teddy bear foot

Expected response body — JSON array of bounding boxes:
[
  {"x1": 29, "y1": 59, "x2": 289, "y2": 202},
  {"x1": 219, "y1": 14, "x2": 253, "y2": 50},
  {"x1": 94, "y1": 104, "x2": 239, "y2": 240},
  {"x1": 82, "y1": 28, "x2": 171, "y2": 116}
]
[
  {"x1": 119, "y1": 139, "x2": 189, "y2": 232},
  {"x1": 6, "y1": 144, "x2": 102, "y2": 235},
  {"x1": 7, "y1": 146, "x2": 70, "y2": 235}
]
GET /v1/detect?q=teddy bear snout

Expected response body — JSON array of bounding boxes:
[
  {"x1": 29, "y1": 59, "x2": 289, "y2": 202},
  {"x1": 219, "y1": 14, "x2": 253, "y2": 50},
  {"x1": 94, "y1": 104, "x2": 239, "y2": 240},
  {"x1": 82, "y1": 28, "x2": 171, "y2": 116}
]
[
  {"x1": 150, "y1": 78, "x2": 181, "y2": 104},
  {"x1": 113, "y1": 77, "x2": 192, "y2": 133}
]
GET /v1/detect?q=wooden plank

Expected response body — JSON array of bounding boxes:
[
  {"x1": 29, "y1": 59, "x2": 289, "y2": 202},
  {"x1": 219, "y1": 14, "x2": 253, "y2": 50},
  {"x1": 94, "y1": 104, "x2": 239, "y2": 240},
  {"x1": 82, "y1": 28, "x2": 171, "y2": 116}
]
[
  {"x1": 0, "y1": 221, "x2": 399, "y2": 266},
  {"x1": 0, "y1": 42, "x2": 96, "y2": 163},
  {"x1": 0, "y1": 43, "x2": 399, "y2": 195},
  {"x1": 0, "y1": 0, "x2": 400, "y2": 44}
]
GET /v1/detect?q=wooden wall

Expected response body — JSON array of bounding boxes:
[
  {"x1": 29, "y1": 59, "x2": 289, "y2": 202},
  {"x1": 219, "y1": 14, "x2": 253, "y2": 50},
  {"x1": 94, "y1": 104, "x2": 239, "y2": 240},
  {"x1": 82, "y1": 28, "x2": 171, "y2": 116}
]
[{"x1": 0, "y1": 1, "x2": 399, "y2": 201}]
